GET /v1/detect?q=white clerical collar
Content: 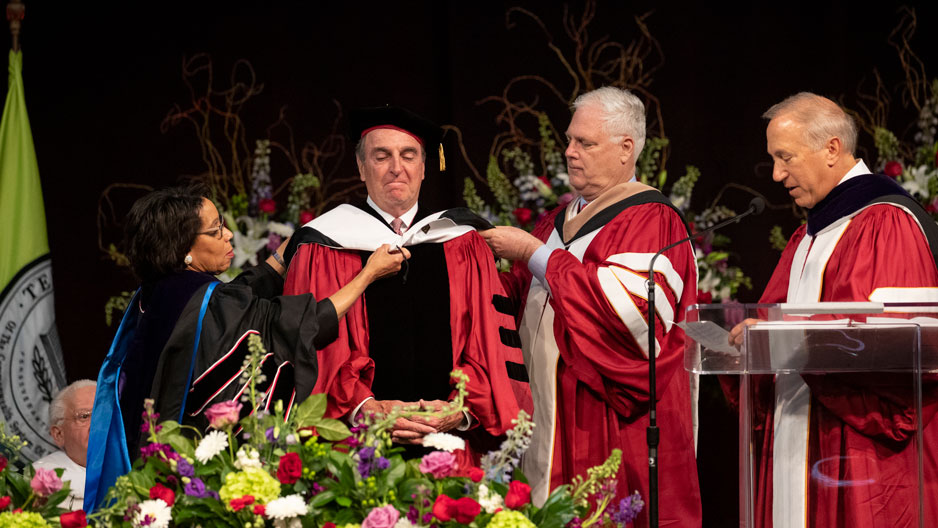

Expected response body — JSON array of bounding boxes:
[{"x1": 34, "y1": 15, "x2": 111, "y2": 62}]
[
  {"x1": 366, "y1": 196, "x2": 419, "y2": 230},
  {"x1": 836, "y1": 159, "x2": 871, "y2": 186}
]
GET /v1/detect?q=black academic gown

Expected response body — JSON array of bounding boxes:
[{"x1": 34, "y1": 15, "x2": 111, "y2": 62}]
[{"x1": 86, "y1": 262, "x2": 336, "y2": 512}]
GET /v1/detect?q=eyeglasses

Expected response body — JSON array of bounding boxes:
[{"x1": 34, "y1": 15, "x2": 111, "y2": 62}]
[
  {"x1": 197, "y1": 216, "x2": 226, "y2": 240},
  {"x1": 71, "y1": 410, "x2": 92, "y2": 424}
]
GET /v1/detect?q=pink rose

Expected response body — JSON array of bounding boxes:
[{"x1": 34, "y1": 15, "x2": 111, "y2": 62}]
[
  {"x1": 419, "y1": 451, "x2": 456, "y2": 479},
  {"x1": 883, "y1": 161, "x2": 903, "y2": 178},
  {"x1": 31, "y1": 467, "x2": 63, "y2": 497},
  {"x1": 204, "y1": 400, "x2": 242, "y2": 430},
  {"x1": 362, "y1": 504, "x2": 400, "y2": 528}
]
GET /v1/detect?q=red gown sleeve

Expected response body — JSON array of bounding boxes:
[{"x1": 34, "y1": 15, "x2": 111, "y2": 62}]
[
  {"x1": 445, "y1": 233, "x2": 532, "y2": 438},
  {"x1": 543, "y1": 202, "x2": 697, "y2": 418},
  {"x1": 284, "y1": 243, "x2": 374, "y2": 418}
]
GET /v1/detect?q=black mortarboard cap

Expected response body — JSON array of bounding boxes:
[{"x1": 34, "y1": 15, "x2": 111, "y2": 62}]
[{"x1": 349, "y1": 105, "x2": 446, "y2": 171}]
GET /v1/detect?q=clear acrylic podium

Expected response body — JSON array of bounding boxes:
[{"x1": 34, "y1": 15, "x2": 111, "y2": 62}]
[{"x1": 684, "y1": 302, "x2": 937, "y2": 528}]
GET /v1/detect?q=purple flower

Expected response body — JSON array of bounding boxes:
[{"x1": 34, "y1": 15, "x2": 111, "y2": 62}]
[
  {"x1": 407, "y1": 506, "x2": 419, "y2": 524},
  {"x1": 376, "y1": 457, "x2": 390, "y2": 470},
  {"x1": 266, "y1": 233, "x2": 283, "y2": 253},
  {"x1": 421, "y1": 512, "x2": 433, "y2": 524},
  {"x1": 177, "y1": 458, "x2": 194, "y2": 477},
  {"x1": 311, "y1": 482, "x2": 324, "y2": 496},
  {"x1": 265, "y1": 427, "x2": 277, "y2": 442},
  {"x1": 184, "y1": 477, "x2": 211, "y2": 499},
  {"x1": 357, "y1": 446, "x2": 379, "y2": 477},
  {"x1": 610, "y1": 492, "x2": 645, "y2": 526},
  {"x1": 140, "y1": 443, "x2": 179, "y2": 461}
]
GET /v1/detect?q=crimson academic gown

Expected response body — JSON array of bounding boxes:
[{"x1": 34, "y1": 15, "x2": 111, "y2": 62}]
[
  {"x1": 283, "y1": 203, "x2": 532, "y2": 464},
  {"x1": 754, "y1": 173, "x2": 938, "y2": 528},
  {"x1": 500, "y1": 183, "x2": 702, "y2": 526}
]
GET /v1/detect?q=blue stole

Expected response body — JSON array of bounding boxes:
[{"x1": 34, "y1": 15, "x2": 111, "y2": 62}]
[{"x1": 84, "y1": 282, "x2": 218, "y2": 513}]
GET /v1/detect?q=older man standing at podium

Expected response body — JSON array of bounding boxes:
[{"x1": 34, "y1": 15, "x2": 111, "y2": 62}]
[{"x1": 731, "y1": 92, "x2": 938, "y2": 527}]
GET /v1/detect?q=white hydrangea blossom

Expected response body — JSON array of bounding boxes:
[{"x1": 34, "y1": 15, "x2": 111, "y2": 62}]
[
  {"x1": 266, "y1": 494, "x2": 308, "y2": 519},
  {"x1": 234, "y1": 444, "x2": 263, "y2": 469},
  {"x1": 421, "y1": 432, "x2": 465, "y2": 453},
  {"x1": 267, "y1": 220, "x2": 296, "y2": 237},
  {"x1": 194, "y1": 430, "x2": 228, "y2": 464},
  {"x1": 393, "y1": 518, "x2": 417, "y2": 528},
  {"x1": 477, "y1": 483, "x2": 505, "y2": 514}
]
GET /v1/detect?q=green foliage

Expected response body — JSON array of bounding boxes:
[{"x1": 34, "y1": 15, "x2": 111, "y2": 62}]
[
  {"x1": 227, "y1": 192, "x2": 250, "y2": 219},
  {"x1": 769, "y1": 225, "x2": 789, "y2": 252},
  {"x1": 104, "y1": 290, "x2": 134, "y2": 326},
  {"x1": 463, "y1": 178, "x2": 487, "y2": 214},
  {"x1": 285, "y1": 172, "x2": 321, "y2": 224},
  {"x1": 488, "y1": 154, "x2": 520, "y2": 213},
  {"x1": 636, "y1": 136, "x2": 669, "y2": 186},
  {"x1": 873, "y1": 126, "x2": 900, "y2": 163}
]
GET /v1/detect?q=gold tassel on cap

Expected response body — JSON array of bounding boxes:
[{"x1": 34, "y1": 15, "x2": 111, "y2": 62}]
[{"x1": 439, "y1": 143, "x2": 446, "y2": 172}]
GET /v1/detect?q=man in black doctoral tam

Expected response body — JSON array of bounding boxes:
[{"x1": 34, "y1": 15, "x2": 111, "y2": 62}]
[{"x1": 283, "y1": 105, "x2": 531, "y2": 462}]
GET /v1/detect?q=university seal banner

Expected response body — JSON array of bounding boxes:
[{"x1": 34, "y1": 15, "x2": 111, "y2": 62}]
[{"x1": 0, "y1": 50, "x2": 66, "y2": 461}]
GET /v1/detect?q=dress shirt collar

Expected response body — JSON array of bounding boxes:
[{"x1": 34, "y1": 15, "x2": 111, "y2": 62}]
[
  {"x1": 366, "y1": 196, "x2": 419, "y2": 231},
  {"x1": 836, "y1": 159, "x2": 871, "y2": 186}
]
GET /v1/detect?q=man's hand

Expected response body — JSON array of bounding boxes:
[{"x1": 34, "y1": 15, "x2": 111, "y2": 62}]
[
  {"x1": 728, "y1": 318, "x2": 762, "y2": 348},
  {"x1": 356, "y1": 399, "x2": 442, "y2": 445},
  {"x1": 408, "y1": 399, "x2": 466, "y2": 433},
  {"x1": 358, "y1": 398, "x2": 407, "y2": 418},
  {"x1": 479, "y1": 226, "x2": 543, "y2": 262},
  {"x1": 390, "y1": 417, "x2": 437, "y2": 444}
]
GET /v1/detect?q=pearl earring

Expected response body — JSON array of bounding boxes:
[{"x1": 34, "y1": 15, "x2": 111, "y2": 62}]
[{"x1": 184, "y1": 254, "x2": 193, "y2": 266}]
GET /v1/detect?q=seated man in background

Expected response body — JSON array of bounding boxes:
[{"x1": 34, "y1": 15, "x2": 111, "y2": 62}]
[{"x1": 34, "y1": 379, "x2": 96, "y2": 510}]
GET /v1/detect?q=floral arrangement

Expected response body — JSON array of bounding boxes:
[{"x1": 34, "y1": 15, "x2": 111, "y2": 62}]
[
  {"x1": 0, "y1": 423, "x2": 86, "y2": 528},
  {"x1": 869, "y1": 79, "x2": 938, "y2": 215},
  {"x1": 68, "y1": 334, "x2": 642, "y2": 528}
]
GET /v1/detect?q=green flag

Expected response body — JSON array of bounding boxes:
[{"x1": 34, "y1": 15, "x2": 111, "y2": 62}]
[{"x1": 0, "y1": 50, "x2": 67, "y2": 462}]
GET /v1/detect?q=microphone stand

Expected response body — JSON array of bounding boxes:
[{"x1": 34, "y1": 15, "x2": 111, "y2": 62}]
[{"x1": 645, "y1": 198, "x2": 764, "y2": 527}]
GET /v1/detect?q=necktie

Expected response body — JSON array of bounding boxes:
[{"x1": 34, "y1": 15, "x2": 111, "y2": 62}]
[{"x1": 391, "y1": 217, "x2": 405, "y2": 235}]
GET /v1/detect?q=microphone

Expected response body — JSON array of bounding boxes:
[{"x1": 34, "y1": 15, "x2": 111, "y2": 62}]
[{"x1": 644, "y1": 196, "x2": 764, "y2": 528}]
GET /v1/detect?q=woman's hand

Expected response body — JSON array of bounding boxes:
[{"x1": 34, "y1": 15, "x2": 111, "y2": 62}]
[{"x1": 362, "y1": 244, "x2": 410, "y2": 282}]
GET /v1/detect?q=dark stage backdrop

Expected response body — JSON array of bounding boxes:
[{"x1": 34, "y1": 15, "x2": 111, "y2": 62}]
[{"x1": 3, "y1": 1, "x2": 936, "y2": 523}]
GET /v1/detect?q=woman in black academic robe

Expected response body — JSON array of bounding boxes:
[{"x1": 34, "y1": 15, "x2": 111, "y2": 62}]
[{"x1": 85, "y1": 185, "x2": 407, "y2": 512}]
